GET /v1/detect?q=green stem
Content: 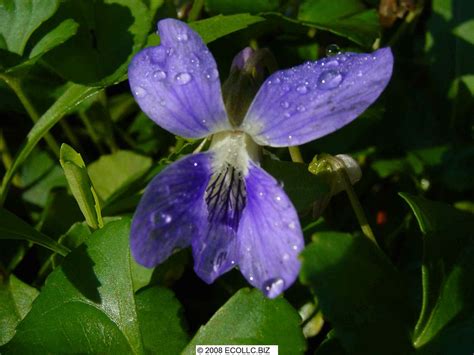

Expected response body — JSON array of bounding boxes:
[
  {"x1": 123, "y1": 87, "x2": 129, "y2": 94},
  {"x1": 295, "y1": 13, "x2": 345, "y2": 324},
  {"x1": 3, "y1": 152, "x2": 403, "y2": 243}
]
[
  {"x1": 332, "y1": 157, "x2": 378, "y2": 245},
  {"x1": 79, "y1": 111, "x2": 105, "y2": 154},
  {"x1": 188, "y1": 0, "x2": 204, "y2": 22},
  {"x1": 289, "y1": 146, "x2": 304, "y2": 163},
  {"x1": 0, "y1": 130, "x2": 21, "y2": 187},
  {"x1": 0, "y1": 74, "x2": 60, "y2": 158}
]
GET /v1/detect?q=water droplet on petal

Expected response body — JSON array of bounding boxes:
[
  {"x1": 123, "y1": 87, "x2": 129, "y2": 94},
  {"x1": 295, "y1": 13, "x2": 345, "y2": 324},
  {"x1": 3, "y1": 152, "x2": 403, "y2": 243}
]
[
  {"x1": 280, "y1": 101, "x2": 290, "y2": 108},
  {"x1": 292, "y1": 245, "x2": 299, "y2": 251},
  {"x1": 318, "y1": 70, "x2": 343, "y2": 90},
  {"x1": 190, "y1": 54, "x2": 200, "y2": 66},
  {"x1": 258, "y1": 191, "x2": 264, "y2": 198},
  {"x1": 205, "y1": 68, "x2": 219, "y2": 81},
  {"x1": 325, "y1": 59, "x2": 339, "y2": 67},
  {"x1": 166, "y1": 48, "x2": 174, "y2": 56},
  {"x1": 326, "y1": 44, "x2": 341, "y2": 57},
  {"x1": 288, "y1": 222, "x2": 296, "y2": 229},
  {"x1": 153, "y1": 70, "x2": 167, "y2": 80},
  {"x1": 263, "y1": 278, "x2": 285, "y2": 298},
  {"x1": 213, "y1": 250, "x2": 227, "y2": 272},
  {"x1": 193, "y1": 162, "x2": 199, "y2": 167},
  {"x1": 274, "y1": 77, "x2": 281, "y2": 84},
  {"x1": 134, "y1": 86, "x2": 146, "y2": 97},
  {"x1": 297, "y1": 105, "x2": 306, "y2": 112},
  {"x1": 288, "y1": 135, "x2": 293, "y2": 141},
  {"x1": 176, "y1": 32, "x2": 188, "y2": 41},
  {"x1": 296, "y1": 85, "x2": 309, "y2": 94},
  {"x1": 282, "y1": 84, "x2": 291, "y2": 92},
  {"x1": 249, "y1": 276, "x2": 254, "y2": 281},
  {"x1": 275, "y1": 195, "x2": 282, "y2": 202},
  {"x1": 175, "y1": 72, "x2": 192, "y2": 85}
]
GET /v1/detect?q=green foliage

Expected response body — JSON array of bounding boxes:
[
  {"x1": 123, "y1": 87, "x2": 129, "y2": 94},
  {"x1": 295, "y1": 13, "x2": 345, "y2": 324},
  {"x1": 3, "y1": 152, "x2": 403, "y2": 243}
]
[
  {"x1": 183, "y1": 289, "x2": 306, "y2": 354},
  {"x1": 2, "y1": 219, "x2": 188, "y2": 354},
  {"x1": 0, "y1": 275, "x2": 39, "y2": 346},
  {"x1": 59, "y1": 144, "x2": 104, "y2": 229},
  {"x1": 401, "y1": 194, "x2": 474, "y2": 353},
  {"x1": 0, "y1": 0, "x2": 472, "y2": 353},
  {"x1": 300, "y1": 232, "x2": 414, "y2": 354}
]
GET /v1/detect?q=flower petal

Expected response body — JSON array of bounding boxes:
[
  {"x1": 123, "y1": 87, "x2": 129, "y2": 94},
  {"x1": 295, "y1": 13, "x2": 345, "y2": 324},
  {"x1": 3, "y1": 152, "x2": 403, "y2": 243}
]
[
  {"x1": 130, "y1": 153, "x2": 212, "y2": 267},
  {"x1": 128, "y1": 19, "x2": 230, "y2": 138},
  {"x1": 192, "y1": 162, "x2": 247, "y2": 283},
  {"x1": 237, "y1": 162, "x2": 304, "y2": 298},
  {"x1": 241, "y1": 48, "x2": 394, "y2": 147}
]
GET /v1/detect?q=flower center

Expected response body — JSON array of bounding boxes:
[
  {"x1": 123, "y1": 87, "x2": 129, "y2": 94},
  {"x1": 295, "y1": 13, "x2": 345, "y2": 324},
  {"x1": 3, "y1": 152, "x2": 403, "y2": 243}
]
[{"x1": 204, "y1": 131, "x2": 260, "y2": 230}]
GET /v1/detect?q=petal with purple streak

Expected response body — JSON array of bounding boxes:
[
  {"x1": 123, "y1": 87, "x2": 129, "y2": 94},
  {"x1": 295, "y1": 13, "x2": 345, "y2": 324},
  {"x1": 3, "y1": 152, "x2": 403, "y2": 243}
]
[
  {"x1": 192, "y1": 162, "x2": 246, "y2": 283},
  {"x1": 128, "y1": 19, "x2": 230, "y2": 138},
  {"x1": 241, "y1": 47, "x2": 394, "y2": 147},
  {"x1": 130, "y1": 153, "x2": 212, "y2": 267},
  {"x1": 237, "y1": 161, "x2": 304, "y2": 298}
]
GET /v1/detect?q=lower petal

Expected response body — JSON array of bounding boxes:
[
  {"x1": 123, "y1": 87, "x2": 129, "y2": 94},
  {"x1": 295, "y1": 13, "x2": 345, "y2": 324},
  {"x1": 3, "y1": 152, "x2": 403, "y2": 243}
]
[
  {"x1": 237, "y1": 162, "x2": 304, "y2": 298},
  {"x1": 130, "y1": 153, "x2": 212, "y2": 267}
]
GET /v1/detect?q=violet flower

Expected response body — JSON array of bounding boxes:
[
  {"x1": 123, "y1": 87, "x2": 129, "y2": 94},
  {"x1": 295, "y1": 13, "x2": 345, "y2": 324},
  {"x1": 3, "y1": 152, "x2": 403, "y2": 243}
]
[{"x1": 128, "y1": 19, "x2": 393, "y2": 298}]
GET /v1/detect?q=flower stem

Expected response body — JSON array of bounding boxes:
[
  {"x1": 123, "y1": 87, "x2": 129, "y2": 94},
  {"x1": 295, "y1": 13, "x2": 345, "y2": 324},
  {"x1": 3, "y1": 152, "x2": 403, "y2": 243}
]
[
  {"x1": 333, "y1": 157, "x2": 378, "y2": 245},
  {"x1": 188, "y1": 0, "x2": 204, "y2": 21},
  {"x1": 0, "y1": 74, "x2": 60, "y2": 158},
  {"x1": 289, "y1": 146, "x2": 304, "y2": 163}
]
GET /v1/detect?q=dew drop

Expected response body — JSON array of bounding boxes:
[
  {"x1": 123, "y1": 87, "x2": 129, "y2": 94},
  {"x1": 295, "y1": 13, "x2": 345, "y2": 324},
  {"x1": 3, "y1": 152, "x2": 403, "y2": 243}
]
[
  {"x1": 274, "y1": 77, "x2": 281, "y2": 84},
  {"x1": 150, "y1": 47, "x2": 166, "y2": 63},
  {"x1": 325, "y1": 59, "x2": 339, "y2": 67},
  {"x1": 134, "y1": 86, "x2": 146, "y2": 97},
  {"x1": 296, "y1": 85, "x2": 309, "y2": 94},
  {"x1": 297, "y1": 105, "x2": 306, "y2": 112},
  {"x1": 263, "y1": 278, "x2": 285, "y2": 298},
  {"x1": 175, "y1": 72, "x2": 192, "y2": 85},
  {"x1": 326, "y1": 44, "x2": 341, "y2": 57},
  {"x1": 292, "y1": 245, "x2": 298, "y2": 251},
  {"x1": 166, "y1": 48, "x2": 174, "y2": 56},
  {"x1": 288, "y1": 135, "x2": 293, "y2": 140},
  {"x1": 317, "y1": 70, "x2": 343, "y2": 90},
  {"x1": 280, "y1": 101, "x2": 290, "y2": 109},
  {"x1": 193, "y1": 162, "x2": 199, "y2": 167},
  {"x1": 213, "y1": 250, "x2": 227, "y2": 272},
  {"x1": 176, "y1": 32, "x2": 188, "y2": 41},
  {"x1": 249, "y1": 276, "x2": 254, "y2": 281},
  {"x1": 281, "y1": 84, "x2": 291, "y2": 92},
  {"x1": 282, "y1": 253, "x2": 290, "y2": 261},
  {"x1": 153, "y1": 70, "x2": 167, "y2": 80},
  {"x1": 258, "y1": 191, "x2": 265, "y2": 198},
  {"x1": 205, "y1": 68, "x2": 219, "y2": 81},
  {"x1": 190, "y1": 54, "x2": 200, "y2": 66},
  {"x1": 288, "y1": 222, "x2": 296, "y2": 229},
  {"x1": 284, "y1": 112, "x2": 291, "y2": 118},
  {"x1": 275, "y1": 195, "x2": 282, "y2": 202}
]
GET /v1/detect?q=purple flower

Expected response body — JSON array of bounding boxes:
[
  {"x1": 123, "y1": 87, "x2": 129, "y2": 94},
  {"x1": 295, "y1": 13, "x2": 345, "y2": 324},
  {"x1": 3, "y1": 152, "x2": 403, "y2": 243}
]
[{"x1": 128, "y1": 19, "x2": 393, "y2": 298}]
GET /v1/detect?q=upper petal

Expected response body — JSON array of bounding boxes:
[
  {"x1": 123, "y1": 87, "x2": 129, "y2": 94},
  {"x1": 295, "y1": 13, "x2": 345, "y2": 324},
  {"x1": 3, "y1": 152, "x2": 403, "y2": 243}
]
[
  {"x1": 237, "y1": 162, "x2": 304, "y2": 298},
  {"x1": 241, "y1": 48, "x2": 394, "y2": 147},
  {"x1": 128, "y1": 19, "x2": 230, "y2": 138},
  {"x1": 130, "y1": 153, "x2": 212, "y2": 267}
]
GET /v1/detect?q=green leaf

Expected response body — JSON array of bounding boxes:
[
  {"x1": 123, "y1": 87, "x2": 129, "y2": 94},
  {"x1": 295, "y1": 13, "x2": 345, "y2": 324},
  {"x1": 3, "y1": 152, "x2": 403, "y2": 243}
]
[
  {"x1": 88, "y1": 150, "x2": 152, "y2": 202},
  {"x1": 305, "y1": 10, "x2": 380, "y2": 48},
  {"x1": 298, "y1": 0, "x2": 365, "y2": 23},
  {"x1": 0, "y1": 275, "x2": 39, "y2": 346},
  {"x1": 136, "y1": 286, "x2": 189, "y2": 354},
  {"x1": 0, "y1": 207, "x2": 69, "y2": 256},
  {"x1": 262, "y1": 158, "x2": 329, "y2": 211},
  {"x1": 60, "y1": 144, "x2": 103, "y2": 230},
  {"x1": 400, "y1": 193, "x2": 474, "y2": 352},
  {"x1": 1, "y1": 83, "x2": 103, "y2": 204},
  {"x1": 204, "y1": 0, "x2": 278, "y2": 15},
  {"x1": 29, "y1": 19, "x2": 79, "y2": 59},
  {"x1": 41, "y1": 0, "x2": 151, "y2": 85},
  {"x1": 453, "y1": 19, "x2": 474, "y2": 45},
  {"x1": 3, "y1": 218, "x2": 188, "y2": 354},
  {"x1": 22, "y1": 166, "x2": 67, "y2": 207},
  {"x1": 147, "y1": 14, "x2": 265, "y2": 46},
  {"x1": 183, "y1": 289, "x2": 306, "y2": 354},
  {"x1": 0, "y1": 0, "x2": 59, "y2": 55},
  {"x1": 300, "y1": 232, "x2": 414, "y2": 354}
]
